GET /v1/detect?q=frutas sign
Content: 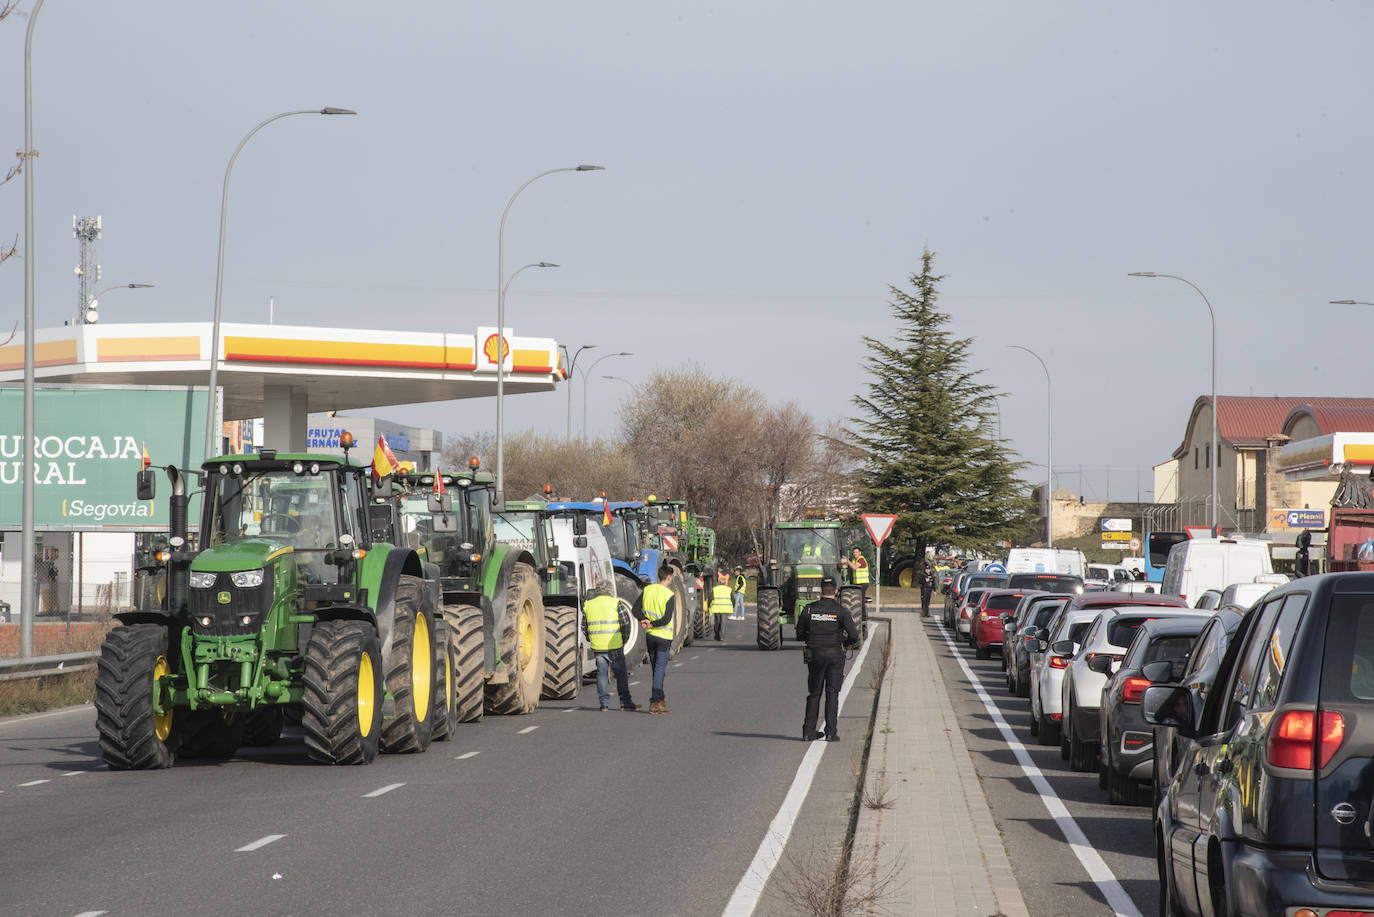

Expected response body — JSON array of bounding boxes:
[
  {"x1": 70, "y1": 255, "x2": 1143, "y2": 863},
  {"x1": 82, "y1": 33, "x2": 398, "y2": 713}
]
[{"x1": 0, "y1": 385, "x2": 210, "y2": 530}]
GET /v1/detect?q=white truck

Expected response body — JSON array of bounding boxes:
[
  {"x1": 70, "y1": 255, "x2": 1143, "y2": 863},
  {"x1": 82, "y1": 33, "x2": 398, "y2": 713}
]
[
  {"x1": 1005, "y1": 547, "x2": 1087, "y2": 578},
  {"x1": 1160, "y1": 537, "x2": 1274, "y2": 605}
]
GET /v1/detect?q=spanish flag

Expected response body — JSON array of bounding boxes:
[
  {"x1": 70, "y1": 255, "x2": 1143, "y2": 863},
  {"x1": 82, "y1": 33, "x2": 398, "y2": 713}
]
[
  {"x1": 141, "y1": 443, "x2": 151, "y2": 469},
  {"x1": 433, "y1": 468, "x2": 446, "y2": 496},
  {"x1": 602, "y1": 497, "x2": 612, "y2": 528},
  {"x1": 372, "y1": 435, "x2": 399, "y2": 482}
]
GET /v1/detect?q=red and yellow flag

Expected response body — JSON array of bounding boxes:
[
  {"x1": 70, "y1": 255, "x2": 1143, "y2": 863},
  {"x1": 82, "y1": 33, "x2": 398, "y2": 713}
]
[
  {"x1": 141, "y1": 443, "x2": 151, "y2": 469},
  {"x1": 602, "y1": 497, "x2": 613, "y2": 528},
  {"x1": 371, "y1": 435, "x2": 399, "y2": 481},
  {"x1": 433, "y1": 468, "x2": 446, "y2": 496}
]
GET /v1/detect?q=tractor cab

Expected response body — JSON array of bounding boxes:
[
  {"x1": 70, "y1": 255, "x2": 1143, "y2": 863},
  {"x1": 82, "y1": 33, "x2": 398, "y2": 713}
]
[
  {"x1": 768, "y1": 521, "x2": 845, "y2": 618},
  {"x1": 374, "y1": 464, "x2": 494, "y2": 595}
]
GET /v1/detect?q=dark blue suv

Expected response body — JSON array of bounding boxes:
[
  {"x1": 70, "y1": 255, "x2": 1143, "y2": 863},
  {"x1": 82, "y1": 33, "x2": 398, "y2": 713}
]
[{"x1": 1145, "y1": 572, "x2": 1374, "y2": 916}]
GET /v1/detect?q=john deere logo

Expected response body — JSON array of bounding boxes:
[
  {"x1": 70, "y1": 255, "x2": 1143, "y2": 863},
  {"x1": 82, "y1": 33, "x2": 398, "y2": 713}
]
[{"x1": 217, "y1": 591, "x2": 232, "y2": 604}]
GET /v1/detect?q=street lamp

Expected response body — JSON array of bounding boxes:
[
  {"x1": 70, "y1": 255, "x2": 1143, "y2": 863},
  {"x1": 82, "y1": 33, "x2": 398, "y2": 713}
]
[
  {"x1": 582, "y1": 352, "x2": 632, "y2": 440},
  {"x1": 1331, "y1": 299, "x2": 1374, "y2": 307},
  {"x1": 1130, "y1": 272, "x2": 1218, "y2": 533},
  {"x1": 204, "y1": 107, "x2": 357, "y2": 461},
  {"x1": 495, "y1": 164, "x2": 605, "y2": 499},
  {"x1": 602, "y1": 375, "x2": 633, "y2": 386},
  {"x1": 80, "y1": 283, "x2": 155, "y2": 325},
  {"x1": 1009, "y1": 345, "x2": 1053, "y2": 547},
  {"x1": 559, "y1": 343, "x2": 597, "y2": 441}
]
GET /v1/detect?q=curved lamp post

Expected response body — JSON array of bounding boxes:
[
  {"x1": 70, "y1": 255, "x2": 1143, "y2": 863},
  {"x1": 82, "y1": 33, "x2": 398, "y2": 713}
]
[
  {"x1": 81, "y1": 282, "x2": 155, "y2": 325},
  {"x1": 582, "y1": 352, "x2": 631, "y2": 440},
  {"x1": 204, "y1": 107, "x2": 357, "y2": 460},
  {"x1": 1009, "y1": 345, "x2": 1053, "y2": 547},
  {"x1": 559, "y1": 343, "x2": 597, "y2": 441},
  {"x1": 495, "y1": 164, "x2": 604, "y2": 498},
  {"x1": 1130, "y1": 272, "x2": 1217, "y2": 533}
]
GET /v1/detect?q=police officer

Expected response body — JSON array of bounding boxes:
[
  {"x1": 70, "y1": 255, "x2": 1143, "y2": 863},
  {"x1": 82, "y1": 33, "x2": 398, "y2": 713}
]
[
  {"x1": 581, "y1": 584, "x2": 637, "y2": 711},
  {"x1": 709, "y1": 569, "x2": 733, "y2": 640},
  {"x1": 919, "y1": 563, "x2": 935, "y2": 617},
  {"x1": 797, "y1": 575, "x2": 861, "y2": 742}
]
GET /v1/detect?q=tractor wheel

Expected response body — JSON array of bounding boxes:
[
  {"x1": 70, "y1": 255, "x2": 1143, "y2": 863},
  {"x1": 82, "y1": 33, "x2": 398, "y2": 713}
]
[
  {"x1": 757, "y1": 587, "x2": 782, "y2": 651},
  {"x1": 430, "y1": 613, "x2": 457, "y2": 742},
  {"x1": 95, "y1": 624, "x2": 180, "y2": 770},
  {"x1": 616, "y1": 572, "x2": 647, "y2": 667},
  {"x1": 179, "y1": 709, "x2": 245, "y2": 759},
  {"x1": 895, "y1": 563, "x2": 915, "y2": 589},
  {"x1": 485, "y1": 562, "x2": 547, "y2": 715},
  {"x1": 669, "y1": 570, "x2": 689, "y2": 655},
  {"x1": 541, "y1": 603, "x2": 580, "y2": 700},
  {"x1": 242, "y1": 707, "x2": 285, "y2": 747},
  {"x1": 694, "y1": 578, "x2": 711, "y2": 639},
  {"x1": 446, "y1": 604, "x2": 485, "y2": 723},
  {"x1": 301, "y1": 619, "x2": 384, "y2": 765},
  {"x1": 381, "y1": 575, "x2": 434, "y2": 754},
  {"x1": 839, "y1": 586, "x2": 865, "y2": 642}
]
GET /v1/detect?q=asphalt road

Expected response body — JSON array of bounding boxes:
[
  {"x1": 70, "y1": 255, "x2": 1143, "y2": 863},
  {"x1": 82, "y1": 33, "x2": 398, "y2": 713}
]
[
  {"x1": 926, "y1": 614, "x2": 1157, "y2": 917},
  {"x1": 0, "y1": 613, "x2": 876, "y2": 917}
]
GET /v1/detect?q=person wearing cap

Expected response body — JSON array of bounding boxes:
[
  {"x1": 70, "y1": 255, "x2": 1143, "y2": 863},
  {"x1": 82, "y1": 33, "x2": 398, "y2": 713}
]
[
  {"x1": 796, "y1": 575, "x2": 861, "y2": 742},
  {"x1": 919, "y1": 562, "x2": 936, "y2": 617},
  {"x1": 731, "y1": 566, "x2": 747, "y2": 620},
  {"x1": 709, "y1": 568, "x2": 734, "y2": 640}
]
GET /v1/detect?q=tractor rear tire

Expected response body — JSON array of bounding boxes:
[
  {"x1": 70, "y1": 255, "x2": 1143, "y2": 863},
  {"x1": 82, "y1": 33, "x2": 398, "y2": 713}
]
[
  {"x1": 757, "y1": 587, "x2": 782, "y2": 651},
  {"x1": 485, "y1": 562, "x2": 547, "y2": 715},
  {"x1": 381, "y1": 575, "x2": 434, "y2": 754},
  {"x1": 243, "y1": 707, "x2": 286, "y2": 746},
  {"x1": 839, "y1": 586, "x2": 865, "y2": 642},
  {"x1": 446, "y1": 604, "x2": 485, "y2": 724},
  {"x1": 179, "y1": 709, "x2": 245, "y2": 759},
  {"x1": 431, "y1": 614, "x2": 457, "y2": 742},
  {"x1": 616, "y1": 572, "x2": 647, "y2": 667},
  {"x1": 541, "y1": 603, "x2": 580, "y2": 700},
  {"x1": 693, "y1": 576, "x2": 710, "y2": 640},
  {"x1": 95, "y1": 624, "x2": 180, "y2": 770},
  {"x1": 302, "y1": 619, "x2": 384, "y2": 765},
  {"x1": 669, "y1": 570, "x2": 689, "y2": 655}
]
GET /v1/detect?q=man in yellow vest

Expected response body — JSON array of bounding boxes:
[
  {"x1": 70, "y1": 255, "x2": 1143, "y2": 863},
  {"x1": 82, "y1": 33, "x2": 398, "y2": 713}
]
[
  {"x1": 634, "y1": 565, "x2": 677, "y2": 714},
  {"x1": 581, "y1": 584, "x2": 636, "y2": 712},
  {"x1": 843, "y1": 548, "x2": 871, "y2": 602},
  {"x1": 731, "y1": 565, "x2": 748, "y2": 620},
  {"x1": 710, "y1": 568, "x2": 734, "y2": 641}
]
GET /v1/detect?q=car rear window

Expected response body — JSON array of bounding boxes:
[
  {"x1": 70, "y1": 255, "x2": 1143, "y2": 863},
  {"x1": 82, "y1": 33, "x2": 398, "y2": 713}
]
[
  {"x1": 967, "y1": 574, "x2": 1009, "y2": 591},
  {"x1": 1065, "y1": 621, "x2": 1091, "y2": 644},
  {"x1": 1009, "y1": 574, "x2": 1083, "y2": 593},
  {"x1": 987, "y1": 593, "x2": 1022, "y2": 611},
  {"x1": 1031, "y1": 603, "x2": 1064, "y2": 629},
  {"x1": 1107, "y1": 615, "x2": 1157, "y2": 648},
  {"x1": 1143, "y1": 635, "x2": 1196, "y2": 666},
  {"x1": 1322, "y1": 594, "x2": 1374, "y2": 703}
]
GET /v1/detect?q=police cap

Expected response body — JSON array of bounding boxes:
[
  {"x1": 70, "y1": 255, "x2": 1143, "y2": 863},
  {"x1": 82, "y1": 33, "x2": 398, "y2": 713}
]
[{"x1": 820, "y1": 575, "x2": 837, "y2": 588}]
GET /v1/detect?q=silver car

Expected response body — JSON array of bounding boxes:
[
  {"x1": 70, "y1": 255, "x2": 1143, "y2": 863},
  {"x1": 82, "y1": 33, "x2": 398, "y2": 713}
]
[{"x1": 1029, "y1": 607, "x2": 1099, "y2": 746}]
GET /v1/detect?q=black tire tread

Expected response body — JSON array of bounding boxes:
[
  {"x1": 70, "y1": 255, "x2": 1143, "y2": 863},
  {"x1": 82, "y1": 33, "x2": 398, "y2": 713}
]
[
  {"x1": 301, "y1": 620, "x2": 383, "y2": 765},
  {"x1": 447, "y1": 604, "x2": 485, "y2": 723},
  {"x1": 431, "y1": 614, "x2": 457, "y2": 742},
  {"x1": 485, "y1": 562, "x2": 546, "y2": 715},
  {"x1": 541, "y1": 603, "x2": 580, "y2": 700},
  {"x1": 381, "y1": 575, "x2": 434, "y2": 754},
  {"x1": 94, "y1": 624, "x2": 178, "y2": 770},
  {"x1": 757, "y1": 587, "x2": 782, "y2": 651}
]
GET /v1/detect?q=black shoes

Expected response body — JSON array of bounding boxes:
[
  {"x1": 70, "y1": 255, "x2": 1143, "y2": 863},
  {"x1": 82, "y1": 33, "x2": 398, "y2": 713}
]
[
  {"x1": 825, "y1": 734, "x2": 840, "y2": 742},
  {"x1": 803, "y1": 730, "x2": 824, "y2": 741},
  {"x1": 621, "y1": 703, "x2": 639, "y2": 711}
]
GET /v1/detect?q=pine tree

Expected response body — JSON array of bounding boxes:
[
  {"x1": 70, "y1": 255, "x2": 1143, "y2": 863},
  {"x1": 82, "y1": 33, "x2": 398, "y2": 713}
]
[{"x1": 851, "y1": 250, "x2": 1032, "y2": 563}]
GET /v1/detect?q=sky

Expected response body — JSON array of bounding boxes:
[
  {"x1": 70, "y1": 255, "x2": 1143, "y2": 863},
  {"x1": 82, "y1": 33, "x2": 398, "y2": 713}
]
[{"x1": 3, "y1": 1, "x2": 1373, "y2": 502}]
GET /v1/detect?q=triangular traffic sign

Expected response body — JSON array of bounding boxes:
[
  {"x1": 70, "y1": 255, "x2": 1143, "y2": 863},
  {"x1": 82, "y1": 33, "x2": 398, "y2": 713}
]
[{"x1": 862, "y1": 513, "x2": 898, "y2": 545}]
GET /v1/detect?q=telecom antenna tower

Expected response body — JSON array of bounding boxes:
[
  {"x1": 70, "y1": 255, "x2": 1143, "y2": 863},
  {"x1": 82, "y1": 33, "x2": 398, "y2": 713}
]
[{"x1": 74, "y1": 215, "x2": 102, "y2": 324}]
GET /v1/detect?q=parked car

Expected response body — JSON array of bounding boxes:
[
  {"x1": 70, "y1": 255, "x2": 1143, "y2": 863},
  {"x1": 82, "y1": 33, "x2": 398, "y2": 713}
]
[
  {"x1": 1193, "y1": 589, "x2": 1223, "y2": 610},
  {"x1": 1115, "y1": 580, "x2": 1161, "y2": 594},
  {"x1": 1008, "y1": 572, "x2": 1085, "y2": 594},
  {"x1": 1004, "y1": 593, "x2": 1069, "y2": 697},
  {"x1": 1058, "y1": 595, "x2": 1196, "y2": 772},
  {"x1": 953, "y1": 588, "x2": 991, "y2": 635},
  {"x1": 1146, "y1": 572, "x2": 1374, "y2": 917},
  {"x1": 971, "y1": 588, "x2": 1033, "y2": 659},
  {"x1": 1161, "y1": 536, "x2": 1273, "y2": 604},
  {"x1": 1095, "y1": 615, "x2": 1209, "y2": 805},
  {"x1": 1217, "y1": 579, "x2": 1280, "y2": 609},
  {"x1": 1030, "y1": 605, "x2": 1101, "y2": 745},
  {"x1": 947, "y1": 572, "x2": 1009, "y2": 624},
  {"x1": 1005, "y1": 547, "x2": 1087, "y2": 577}
]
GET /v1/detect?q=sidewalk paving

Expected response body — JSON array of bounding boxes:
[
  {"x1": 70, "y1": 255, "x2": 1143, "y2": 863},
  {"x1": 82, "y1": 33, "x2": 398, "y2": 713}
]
[{"x1": 850, "y1": 606, "x2": 1029, "y2": 917}]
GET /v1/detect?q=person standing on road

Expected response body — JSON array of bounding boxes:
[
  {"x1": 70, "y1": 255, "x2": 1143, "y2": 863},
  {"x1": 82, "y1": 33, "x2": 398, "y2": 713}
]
[
  {"x1": 635, "y1": 565, "x2": 677, "y2": 714},
  {"x1": 842, "y1": 548, "x2": 871, "y2": 603},
  {"x1": 797, "y1": 576, "x2": 861, "y2": 742},
  {"x1": 920, "y1": 563, "x2": 935, "y2": 617},
  {"x1": 709, "y1": 569, "x2": 734, "y2": 640},
  {"x1": 582, "y1": 584, "x2": 637, "y2": 712},
  {"x1": 731, "y1": 566, "x2": 747, "y2": 620}
]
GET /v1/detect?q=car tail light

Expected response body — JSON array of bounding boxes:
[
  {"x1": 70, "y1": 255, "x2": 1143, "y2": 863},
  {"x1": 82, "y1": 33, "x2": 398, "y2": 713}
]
[
  {"x1": 1049, "y1": 656, "x2": 1069, "y2": 669},
  {"x1": 1122, "y1": 677, "x2": 1150, "y2": 705},
  {"x1": 1050, "y1": 712, "x2": 1062, "y2": 721},
  {"x1": 960, "y1": 607, "x2": 970, "y2": 619},
  {"x1": 1267, "y1": 710, "x2": 1346, "y2": 770}
]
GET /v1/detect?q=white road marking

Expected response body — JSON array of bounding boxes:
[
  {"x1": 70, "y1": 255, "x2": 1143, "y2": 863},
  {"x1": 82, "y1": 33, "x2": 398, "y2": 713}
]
[
  {"x1": 455, "y1": 751, "x2": 480, "y2": 760},
  {"x1": 363, "y1": 783, "x2": 405, "y2": 798},
  {"x1": 722, "y1": 626, "x2": 876, "y2": 917},
  {"x1": 61, "y1": 771, "x2": 84, "y2": 777},
  {"x1": 235, "y1": 834, "x2": 286, "y2": 853},
  {"x1": 517, "y1": 725, "x2": 539, "y2": 735},
  {"x1": 672, "y1": 662, "x2": 683, "y2": 668},
  {"x1": 563, "y1": 707, "x2": 578, "y2": 713},
  {"x1": 0, "y1": 704, "x2": 90, "y2": 731},
  {"x1": 690, "y1": 655, "x2": 700, "y2": 659},
  {"x1": 629, "y1": 680, "x2": 641, "y2": 686},
  {"x1": 937, "y1": 626, "x2": 1143, "y2": 917},
  {"x1": 17, "y1": 779, "x2": 50, "y2": 787},
  {"x1": 72, "y1": 911, "x2": 108, "y2": 917}
]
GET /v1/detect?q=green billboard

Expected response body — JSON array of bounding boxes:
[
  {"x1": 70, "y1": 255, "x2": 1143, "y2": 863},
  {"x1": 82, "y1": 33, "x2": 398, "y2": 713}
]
[{"x1": 0, "y1": 385, "x2": 210, "y2": 531}]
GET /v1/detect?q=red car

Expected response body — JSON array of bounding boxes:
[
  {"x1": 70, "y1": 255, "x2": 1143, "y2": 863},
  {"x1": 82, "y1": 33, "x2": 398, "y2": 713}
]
[{"x1": 970, "y1": 589, "x2": 1034, "y2": 660}]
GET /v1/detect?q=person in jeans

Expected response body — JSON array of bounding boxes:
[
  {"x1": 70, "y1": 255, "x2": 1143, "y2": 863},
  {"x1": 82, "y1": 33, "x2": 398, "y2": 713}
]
[
  {"x1": 581, "y1": 584, "x2": 636, "y2": 711},
  {"x1": 731, "y1": 566, "x2": 747, "y2": 620},
  {"x1": 634, "y1": 565, "x2": 677, "y2": 714},
  {"x1": 710, "y1": 569, "x2": 734, "y2": 640}
]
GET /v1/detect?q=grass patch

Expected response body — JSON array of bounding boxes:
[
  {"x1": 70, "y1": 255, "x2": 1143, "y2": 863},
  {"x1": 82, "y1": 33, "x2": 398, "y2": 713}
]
[{"x1": 0, "y1": 670, "x2": 96, "y2": 718}]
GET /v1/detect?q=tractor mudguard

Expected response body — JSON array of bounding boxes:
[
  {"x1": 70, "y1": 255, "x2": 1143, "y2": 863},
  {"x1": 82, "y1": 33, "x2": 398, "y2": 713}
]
[
  {"x1": 113, "y1": 609, "x2": 181, "y2": 627},
  {"x1": 480, "y1": 544, "x2": 537, "y2": 677},
  {"x1": 358, "y1": 544, "x2": 425, "y2": 661}
]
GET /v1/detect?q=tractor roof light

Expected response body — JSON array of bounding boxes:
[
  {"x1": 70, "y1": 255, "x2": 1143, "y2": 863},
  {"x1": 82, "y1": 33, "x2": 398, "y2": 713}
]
[
  {"x1": 339, "y1": 431, "x2": 355, "y2": 449},
  {"x1": 292, "y1": 462, "x2": 305, "y2": 475},
  {"x1": 309, "y1": 462, "x2": 320, "y2": 475},
  {"x1": 469, "y1": 456, "x2": 480, "y2": 470}
]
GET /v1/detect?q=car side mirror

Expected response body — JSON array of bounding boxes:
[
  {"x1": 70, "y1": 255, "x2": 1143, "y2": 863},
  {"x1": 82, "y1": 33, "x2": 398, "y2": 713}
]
[
  {"x1": 1142, "y1": 685, "x2": 1196, "y2": 737},
  {"x1": 1141, "y1": 660, "x2": 1174, "y2": 684},
  {"x1": 136, "y1": 469, "x2": 156, "y2": 501},
  {"x1": 373, "y1": 475, "x2": 393, "y2": 498},
  {"x1": 573, "y1": 535, "x2": 588, "y2": 548},
  {"x1": 428, "y1": 493, "x2": 452, "y2": 513},
  {"x1": 1050, "y1": 639, "x2": 1074, "y2": 657},
  {"x1": 1086, "y1": 654, "x2": 1112, "y2": 674},
  {"x1": 1021, "y1": 625, "x2": 1038, "y2": 640}
]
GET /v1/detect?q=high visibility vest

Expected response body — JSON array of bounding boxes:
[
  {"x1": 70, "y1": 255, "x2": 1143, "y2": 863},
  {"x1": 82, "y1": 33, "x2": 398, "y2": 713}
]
[
  {"x1": 852, "y1": 557, "x2": 870, "y2": 585},
  {"x1": 642, "y1": 582, "x2": 674, "y2": 641},
  {"x1": 733, "y1": 573, "x2": 746, "y2": 593},
  {"x1": 584, "y1": 594, "x2": 624, "y2": 652},
  {"x1": 710, "y1": 583, "x2": 733, "y2": 615}
]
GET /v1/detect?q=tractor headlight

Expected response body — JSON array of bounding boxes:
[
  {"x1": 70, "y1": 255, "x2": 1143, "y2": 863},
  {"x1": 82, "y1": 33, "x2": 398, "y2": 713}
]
[
  {"x1": 189, "y1": 571, "x2": 217, "y2": 589},
  {"x1": 230, "y1": 569, "x2": 265, "y2": 588}
]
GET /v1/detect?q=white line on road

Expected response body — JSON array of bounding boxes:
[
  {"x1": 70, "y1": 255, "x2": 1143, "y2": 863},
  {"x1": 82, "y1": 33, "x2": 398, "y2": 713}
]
[
  {"x1": 937, "y1": 626, "x2": 1143, "y2": 917},
  {"x1": 517, "y1": 725, "x2": 539, "y2": 735},
  {"x1": 563, "y1": 707, "x2": 578, "y2": 713},
  {"x1": 455, "y1": 751, "x2": 480, "y2": 760},
  {"x1": 17, "y1": 779, "x2": 50, "y2": 787},
  {"x1": 363, "y1": 783, "x2": 405, "y2": 798},
  {"x1": 722, "y1": 625, "x2": 876, "y2": 917},
  {"x1": 72, "y1": 911, "x2": 108, "y2": 917},
  {"x1": 235, "y1": 834, "x2": 285, "y2": 853},
  {"x1": 690, "y1": 655, "x2": 700, "y2": 659},
  {"x1": 61, "y1": 771, "x2": 84, "y2": 777},
  {"x1": 629, "y1": 680, "x2": 641, "y2": 686},
  {"x1": 672, "y1": 662, "x2": 683, "y2": 668}
]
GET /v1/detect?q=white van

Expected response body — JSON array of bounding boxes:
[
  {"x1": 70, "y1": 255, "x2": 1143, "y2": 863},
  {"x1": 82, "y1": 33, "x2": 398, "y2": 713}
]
[
  {"x1": 1160, "y1": 537, "x2": 1273, "y2": 604},
  {"x1": 1005, "y1": 547, "x2": 1087, "y2": 578}
]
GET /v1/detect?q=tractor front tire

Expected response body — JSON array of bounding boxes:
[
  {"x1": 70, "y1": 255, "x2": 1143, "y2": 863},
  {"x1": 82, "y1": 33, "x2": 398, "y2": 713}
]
[
  {"x1": 757, "y1": 587, "x2": 782, "y2": 651},
  {"x1": 302, "y1": 620, "x2": 384, "y2": 765},
  {"x1": 446, "y1": 604, "x2": 485, "y2": 723},
  {"x1": 431, "y1": 613, "x2": 457, "y2": 742},
  {"x1": 381, "y1": 575, "x2": 435, "y2": 754},
  {"x1": 541, "y1": 603, "x2": 580, "y2": 700},
  {"x1": 839, "y1": 586, "x2": 865, "y2": 642},
  {"x1": 485, "y1": 562, "x2": 547, "y2": 715},
  {"x1": 95, "y1": 624, "x2": 179, "y2": 770}
]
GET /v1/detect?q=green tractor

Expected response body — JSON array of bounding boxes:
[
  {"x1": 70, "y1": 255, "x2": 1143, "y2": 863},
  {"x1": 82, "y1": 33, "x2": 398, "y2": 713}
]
[
  {"x1": 369, "y1": 463, "x2": 549, "y2": 719},
  {"x1": 95, "y1": 446, "x2": 440, "y2": 769},
  {"x1": 643, "y1": 496, "x2": 712, "y2": 642},
  {"x1": 755, "y1": 520, "x2": 864, "y2": 650}
]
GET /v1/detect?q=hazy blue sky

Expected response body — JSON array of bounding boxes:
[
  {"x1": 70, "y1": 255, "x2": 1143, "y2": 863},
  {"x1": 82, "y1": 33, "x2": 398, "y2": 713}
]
[{"x1": 3, "y1": 2, "x2": 1372, "y2": 500}]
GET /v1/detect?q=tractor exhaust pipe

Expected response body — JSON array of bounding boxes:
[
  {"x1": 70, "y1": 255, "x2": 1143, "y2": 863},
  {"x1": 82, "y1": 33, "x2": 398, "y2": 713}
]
[{"x1": 167, "y1": 465, "x2": 190, "y2": 615}]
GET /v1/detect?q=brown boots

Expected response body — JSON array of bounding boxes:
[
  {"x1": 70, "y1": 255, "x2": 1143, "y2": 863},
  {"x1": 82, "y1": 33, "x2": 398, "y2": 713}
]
[{"x1": 648, "y1": 700, "x2": 670, "y2": 715}]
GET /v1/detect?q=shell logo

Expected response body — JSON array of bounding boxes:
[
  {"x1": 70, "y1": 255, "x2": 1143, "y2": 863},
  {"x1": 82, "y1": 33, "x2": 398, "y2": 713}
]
[{"x1": 482, "y1": 333, "x2": 509, "y2": 365}]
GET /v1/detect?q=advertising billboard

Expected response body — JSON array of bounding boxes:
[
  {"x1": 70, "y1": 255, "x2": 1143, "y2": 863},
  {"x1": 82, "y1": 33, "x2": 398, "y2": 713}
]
[{"x1": 0, "y1": 385, "x2": 211, "y2": 531}]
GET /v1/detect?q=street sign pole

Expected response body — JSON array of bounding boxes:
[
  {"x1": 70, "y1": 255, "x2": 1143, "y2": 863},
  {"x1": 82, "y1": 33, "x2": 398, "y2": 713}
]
[{"x1": 861, "y1": 513, "x2": 898, "y2": 616}]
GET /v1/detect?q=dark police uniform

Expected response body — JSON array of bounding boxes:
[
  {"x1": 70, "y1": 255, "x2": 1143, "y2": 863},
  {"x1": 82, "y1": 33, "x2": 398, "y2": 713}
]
[{"x1": 796, "y1": 578, "x2": 861, "y2": 742}]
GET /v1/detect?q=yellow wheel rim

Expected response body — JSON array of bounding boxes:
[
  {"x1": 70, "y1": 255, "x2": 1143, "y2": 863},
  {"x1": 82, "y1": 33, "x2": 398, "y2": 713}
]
[
  {"x1": 412, "y1": 612, "x2": 431, "y2": 723},
  {"x1": 517, "y1": 603, "x2": 537, "y2": 671},
  {"x1": 898, "y1": 567, "x2": 914, "y2": 588},
  {"x1": 357, "y1": 651, "x2": 375, "y2": 738},
  {"x1": 444, "y1": 646, "x2": 453, "y2": 715},
  {"x1": 152, "y1": 655, "x2": 173, "y2": 742}
]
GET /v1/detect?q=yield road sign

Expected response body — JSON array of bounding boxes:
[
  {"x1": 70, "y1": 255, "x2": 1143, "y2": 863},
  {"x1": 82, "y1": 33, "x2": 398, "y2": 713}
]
[{"x1": 862, "y1": 513, "x2": 897, "y2": 545}]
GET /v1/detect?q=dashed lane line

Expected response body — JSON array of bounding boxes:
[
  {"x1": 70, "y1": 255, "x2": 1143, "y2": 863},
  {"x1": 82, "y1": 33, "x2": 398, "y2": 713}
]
[
  {"x1": 690, "y1": 655, "x2": 700, "y2": 659},
  {"x1": 455, "y1": 751, "x2": 480, "y2": 760},
  {"x1": 61, "y1": 771, "x2": 84, "y2": 777},
  {"x1": 937, "y1": 625, "x2": 1143, "y2": 917},
  {"x1": 517, "y1": 725, "x2": 539, "y2": 735},
  {"x1": 72, "y1": 911, "x2": 107, "y2": 917},
  {"x1": 363, "y1": 783, "x2": 405, "y2": 798},
  {"x1": 672, "y1": 662, "x2": 683, "y2": 668},
  {"x1": 563, "y1": 707, "x2": 578, "y2": 713},
  {"x1": 629, "y1": 680, "x2": 641, "y2": 686},
  {"x1": 17, "y1": 779, "x2": 50, "y2": 787},
  {"x1": 235, "y1": 834, "x2": 285, "y2": 853}
]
